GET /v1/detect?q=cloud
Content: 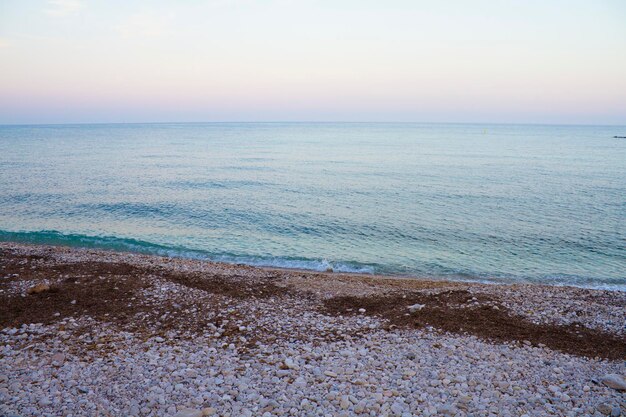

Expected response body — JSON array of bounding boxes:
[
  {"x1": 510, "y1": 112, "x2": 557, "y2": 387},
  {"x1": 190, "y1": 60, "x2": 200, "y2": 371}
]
[
  {"x1": 116, "y1": 12, "x2": 173, "y2": 39},
  {"x1": 45, "y1": 0, "x2": 83, "y2": 17}
]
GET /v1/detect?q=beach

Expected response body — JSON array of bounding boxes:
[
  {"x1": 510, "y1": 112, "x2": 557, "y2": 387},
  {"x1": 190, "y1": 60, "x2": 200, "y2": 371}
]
[{"x1": 1, "y1": 242, "x2": 624, "y2": 416}]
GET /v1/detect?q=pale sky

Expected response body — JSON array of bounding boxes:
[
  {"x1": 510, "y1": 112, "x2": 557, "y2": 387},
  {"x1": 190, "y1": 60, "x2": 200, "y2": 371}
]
[{"x1": 1, "y1": 0, "x2": 625, "y2": 124}]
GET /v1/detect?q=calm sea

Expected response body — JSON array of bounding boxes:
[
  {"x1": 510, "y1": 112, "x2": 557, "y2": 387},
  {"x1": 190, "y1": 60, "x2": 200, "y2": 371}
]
[{"x1": 0, "y1": 123, "x2": 624, "y2": 290}]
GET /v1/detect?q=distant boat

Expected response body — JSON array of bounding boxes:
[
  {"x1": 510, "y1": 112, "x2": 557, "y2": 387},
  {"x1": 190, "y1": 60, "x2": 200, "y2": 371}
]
[{"x1": 613, "y1": 136, "x2": 626, "y2": 138}]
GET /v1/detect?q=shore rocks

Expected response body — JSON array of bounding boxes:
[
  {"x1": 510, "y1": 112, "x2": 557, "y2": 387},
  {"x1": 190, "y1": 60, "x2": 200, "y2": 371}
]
[
  {"x1": 407, "y1": 303, "x2": 425, "y2": 313},
  {"x1": 49, "y1": 353, "x2": 65, "y2": 367},
  {"x1": 600, "y1": 374, "x2": 626, "y2": 391},
  {"x1": 27, "y1": 283, "x2": 50, "y2": 294},
  {"x1": 173, "y1": 409, "x2": 203, "y2": 417},
  {"x1": 284, "y1": 357, "x2": 299, "y2": 370},
  {"x1": 1, "y1": 243, "x2": 625, "y2": 417}
]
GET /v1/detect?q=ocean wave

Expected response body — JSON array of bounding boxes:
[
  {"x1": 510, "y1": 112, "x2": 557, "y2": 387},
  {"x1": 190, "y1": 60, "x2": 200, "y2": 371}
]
[{"x1": 0, "y1": 230, "x2": 375, "y2": 274}]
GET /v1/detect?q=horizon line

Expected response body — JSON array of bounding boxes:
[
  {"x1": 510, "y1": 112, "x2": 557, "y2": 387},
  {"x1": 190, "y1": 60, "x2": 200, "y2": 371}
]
[{"x1": 2, "y1": 120, "x2": 626, "y2": 128}]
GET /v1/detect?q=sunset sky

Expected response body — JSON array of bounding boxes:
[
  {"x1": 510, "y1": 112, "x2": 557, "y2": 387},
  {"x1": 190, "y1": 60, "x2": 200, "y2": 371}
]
[{"x1": 1, "y1": 0, "x2": 625, "y2": 124}]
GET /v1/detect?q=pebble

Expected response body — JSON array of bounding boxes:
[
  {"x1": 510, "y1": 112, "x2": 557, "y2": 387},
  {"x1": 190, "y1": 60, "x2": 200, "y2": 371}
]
[
  {"x1": 407, "y1": 303, "x2": 425, "y2": 313},
  {"x1": 600, "y1": 374, "x2": 626, "y2": 391},
  {"x1": 173, "y1": 409, "x2": 203, "y2": 417}
]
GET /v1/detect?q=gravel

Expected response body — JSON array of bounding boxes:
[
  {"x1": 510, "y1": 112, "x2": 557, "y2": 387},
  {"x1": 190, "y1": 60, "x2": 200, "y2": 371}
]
[{"x1": 1, "y1": 243, "x2": 624, "y2": 416}]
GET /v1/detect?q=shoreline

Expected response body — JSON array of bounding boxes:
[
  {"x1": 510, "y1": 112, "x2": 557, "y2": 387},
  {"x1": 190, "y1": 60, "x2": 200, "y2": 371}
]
[
  {"x1": 1, "y1": 242, "x2": 625, "y2": 416},
  {"x1": 1, "y1": 237, "x2": 623, "y2": 293}
]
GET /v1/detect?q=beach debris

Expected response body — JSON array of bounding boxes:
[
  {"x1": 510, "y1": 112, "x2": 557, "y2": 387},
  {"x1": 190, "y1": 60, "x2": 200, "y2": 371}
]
[
  {"x1": 407, "y1": 303, "x2": 425, "y2": 313},
  {"x1": 27, "y1": 283, "x2": 50, "y2": 294},
  {"x1": 600, "y1": 374, "x2": 626, "y2": 391}
]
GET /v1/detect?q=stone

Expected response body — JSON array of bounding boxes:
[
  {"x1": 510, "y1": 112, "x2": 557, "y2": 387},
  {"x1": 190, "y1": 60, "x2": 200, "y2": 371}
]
[
  {"x1": 27, "y1": 283, "x2": 50, "y2": 294},
  {"x1": 407, "y1": 303, "x2": 425, "y2": 313},
  {"x1": 173, "y1": 408, "x2": 203, "y2": 417},
  {"x1": 293, "y1": 377, "x2": 307, "y2": 388},
  {"x1": 600, "y1": 374, "x2": 626, "y2": 391},
  {"x1": 340, "y1": 395, "x2": 350, "y2": 409},
  {"x1": 597, "y1": 402, "x2": 613, "y2": 416},
  {"x1": 354, "y1": 400, "x2": 367, "y2": 414},
  {"x1": 284, "y1": 357, "x2": 299, "y2": 370},
  {"x1": 50, "y1": 353, "x2": 65, "y2": 367}
]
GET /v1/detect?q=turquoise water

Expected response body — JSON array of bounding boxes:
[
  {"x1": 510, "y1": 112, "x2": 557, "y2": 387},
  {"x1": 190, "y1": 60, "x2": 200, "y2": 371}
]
[{"x1": 0, "y1": 123, "x2": 625, "y2": 290}]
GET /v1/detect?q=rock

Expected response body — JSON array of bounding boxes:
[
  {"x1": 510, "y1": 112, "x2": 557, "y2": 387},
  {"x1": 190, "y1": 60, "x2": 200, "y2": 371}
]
[
  {"x1": 324, "y1": 370, "x2": 338, "y2": 378},
  {"x1": 340, "y1": 395, "x2": 350, "y2": 409},
  {"x1": 354, "y1": 400, "x2": 367, "y2": 414},
  {"x1": 154, "y1": 336, "x2": 165, "y2": 343},
  {"x1": 284, "y1": 357, "x2": 299, "y2": 370},
  {"x1": 600, "y1": 374, "x2": 626, "y2": 390},
  {"x1": 27, "y1": 283, "x2": 50, "y2": 294},
  {"x1": 597, "y1": 402, "x2": 614, "y2": 416},
  {"x1": 437, "y1": 405, "x2": 456, "y2": 416},
  {"x1": 407, "y1": 303, "x2": 425, "y2": 313},
  {"x1": 358, "y1": 308, "x2": 366, "y2": 313},
  {"x1": 202, "y1": 408, "x2": 217, "y2": 416},
  {"x1": 50, "y1": 353, "x2": 65, "y2": 367},
  {"x1": 173, "y1": 409, "x2": 203, "y2": 417}
]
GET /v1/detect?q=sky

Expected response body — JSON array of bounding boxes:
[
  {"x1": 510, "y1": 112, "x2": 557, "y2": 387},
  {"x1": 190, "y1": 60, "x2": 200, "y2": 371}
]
[{"x1": 0, "y1": 0, "x2": 625, "y2": 124}]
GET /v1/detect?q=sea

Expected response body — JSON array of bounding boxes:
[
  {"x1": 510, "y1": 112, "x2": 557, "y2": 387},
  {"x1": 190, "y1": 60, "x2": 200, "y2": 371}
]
[{"x1": 0, "y1": 122, "x2": 624, "y2": 290}]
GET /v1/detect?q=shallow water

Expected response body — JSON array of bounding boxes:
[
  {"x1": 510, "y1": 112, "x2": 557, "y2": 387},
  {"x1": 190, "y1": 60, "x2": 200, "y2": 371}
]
[{"x1": 0, "y1": 122, "x2": 624, "y2": 289}]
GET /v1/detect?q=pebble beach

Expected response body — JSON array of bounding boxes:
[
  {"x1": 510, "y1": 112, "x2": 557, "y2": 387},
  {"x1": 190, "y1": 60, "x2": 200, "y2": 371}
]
[{"x1": 1, "y1": 243, "x2": 624, "y2": 417}]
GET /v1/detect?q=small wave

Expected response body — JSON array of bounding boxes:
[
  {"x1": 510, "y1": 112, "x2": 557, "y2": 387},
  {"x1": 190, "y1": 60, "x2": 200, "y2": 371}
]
[
  {"x1": 211, "y1": 254, "x2": 375, "y2": 274},
  {"x1": 0, "y1": 230, "x2": 375, "y2": 274}
]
